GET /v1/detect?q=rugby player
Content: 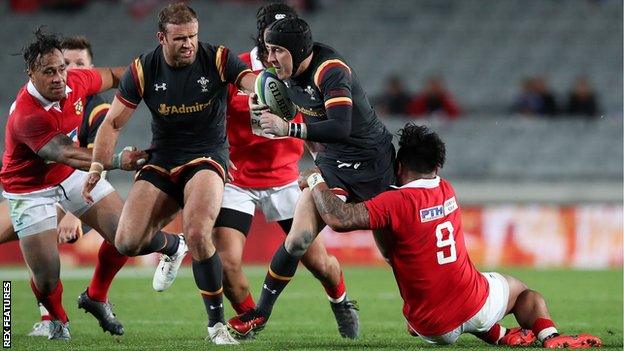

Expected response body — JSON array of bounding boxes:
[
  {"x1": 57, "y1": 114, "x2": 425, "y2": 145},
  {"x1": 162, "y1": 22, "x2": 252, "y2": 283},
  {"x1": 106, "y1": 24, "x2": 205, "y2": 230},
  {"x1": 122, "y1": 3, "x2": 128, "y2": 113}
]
[
  {"x1": 81, "y1": 3, "x2": 256, "y2": 345},
  {"x1": 228, "y1": 17, "x2": 394, "y2": 338},
  {"x1": 302, "y1": 123, "x2": 602, "y2": 349},
  {"x1": 0, "y1": 29, "x2": 182, "y2": 340},
  {"x1": 211, "y1": 3, "x2": 358, "y2": 339}
]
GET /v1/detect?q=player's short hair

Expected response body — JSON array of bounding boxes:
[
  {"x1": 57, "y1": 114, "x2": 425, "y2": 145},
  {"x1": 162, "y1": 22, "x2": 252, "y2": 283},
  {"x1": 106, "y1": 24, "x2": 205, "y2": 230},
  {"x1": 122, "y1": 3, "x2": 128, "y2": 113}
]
[
  {"x1": 60, "y1": 35, "x2": 93, "y2": 59},
  {"x1": 254, "y1": 2, "x2": 297, "y2": 61},
  {"x1": 22, "y1": 27, "x2": 62, "y2": 71},
  {"x1": 396, "y1": 123, "x2": 446, "y2": 173},
  {"x1": 158, "y1": 2, "x2": 198, "y2": 33}
]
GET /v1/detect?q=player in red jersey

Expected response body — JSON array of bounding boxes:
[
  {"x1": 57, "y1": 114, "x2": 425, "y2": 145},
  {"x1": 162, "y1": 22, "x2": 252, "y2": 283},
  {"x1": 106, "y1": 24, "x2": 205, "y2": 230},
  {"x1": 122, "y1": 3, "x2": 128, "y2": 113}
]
[
  {"x1": 1, "y1": 30, "x2": 181, "y2": 340},
  {"x1": 299, "y1": 123, "x2": 602, "y2": 349},
  {"x1": 211, "y1": 3, "x2": 357, "y2": 339}
]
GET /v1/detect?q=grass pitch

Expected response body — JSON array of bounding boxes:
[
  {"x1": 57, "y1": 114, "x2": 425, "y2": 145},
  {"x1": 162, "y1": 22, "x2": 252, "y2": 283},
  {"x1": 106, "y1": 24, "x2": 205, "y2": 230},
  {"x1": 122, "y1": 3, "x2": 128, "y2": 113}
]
[{"x1": 2, "y1": 266, "x2": 622, "y2": 350}]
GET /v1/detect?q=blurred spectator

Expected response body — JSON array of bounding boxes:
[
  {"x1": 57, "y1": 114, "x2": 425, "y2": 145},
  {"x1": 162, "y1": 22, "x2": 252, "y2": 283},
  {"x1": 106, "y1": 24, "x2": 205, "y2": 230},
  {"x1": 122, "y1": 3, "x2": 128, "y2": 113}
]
[
  {"x1": 407, "y1": 76, "x2": 461, "y2": 119},
  {"x1": 512, "y1": 76, "x2": 557, "y2": 116},
  {"x1": 532, "y1": 76, "x2": 557, "y2": 115},
  {"x1": 374, "y1": 75, "x2": 412, "y2": 116},
  {"x1": 566, "y1": 77, "x2": 600, "y2": 117},
  {"x1": 512, "y1": 77, "x2": 542, "y2": 115}
]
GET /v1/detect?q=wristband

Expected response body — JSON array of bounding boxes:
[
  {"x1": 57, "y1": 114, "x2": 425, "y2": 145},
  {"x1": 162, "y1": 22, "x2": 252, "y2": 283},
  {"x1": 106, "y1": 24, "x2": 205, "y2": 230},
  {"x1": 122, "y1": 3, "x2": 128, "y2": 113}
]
[
  {"x1": 288, "y1": 122, "x2": 307, "y2": 139},
  {"x1": 88, "y1": 162, "x2": 104, "y2": 175},
  {"x1": 307, "y1": 172, "x2": 325, "y2": 190},
  {"x1": 112, "y1": 147, "x2": 134, "y2": 169}
]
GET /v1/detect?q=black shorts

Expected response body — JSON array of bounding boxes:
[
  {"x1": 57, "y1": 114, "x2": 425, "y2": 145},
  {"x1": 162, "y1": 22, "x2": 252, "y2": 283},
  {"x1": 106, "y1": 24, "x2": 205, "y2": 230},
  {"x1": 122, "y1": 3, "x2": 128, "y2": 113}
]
[
  {"x1": 316, "y1": 144, "x2": 396, "y2": 203},
  {"x1": 135, "y1": 149, "x2": 229, "y2": 207}
]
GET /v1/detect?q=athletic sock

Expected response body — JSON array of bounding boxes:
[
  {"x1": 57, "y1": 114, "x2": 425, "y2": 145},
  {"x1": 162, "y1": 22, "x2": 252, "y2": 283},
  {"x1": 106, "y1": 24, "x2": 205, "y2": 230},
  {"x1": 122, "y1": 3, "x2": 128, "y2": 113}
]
[
  {"x1": 38, "y1": 302, "x2": 52, "y2": 321},
  {"x1": 138, "y1": 231, "x2": 180, "y2": 256},
  {"x1": 256, "y1": 244, "x2": 299, "y2": 317},
  {"x1": 192, "y1": 254, "x2": 224, "y2": 327},
  {"x1": 476, "y1": 323, "x2": 506, "y2": 344},
  {"x1": 532, "y1": 318, "x2": 558, "y2": 342},
  {"x1": 232, "y1": 292, "x2": 256, "y2": 315},
  {"x1": 87, "y1": 240, "x2": 128, "y2": 302},
  {"x1": 30, "y1": 279, "x2": 68, "y2": 323},
  {"x1": 323, "y1": 271, "x2": 346, "y2": 303}
]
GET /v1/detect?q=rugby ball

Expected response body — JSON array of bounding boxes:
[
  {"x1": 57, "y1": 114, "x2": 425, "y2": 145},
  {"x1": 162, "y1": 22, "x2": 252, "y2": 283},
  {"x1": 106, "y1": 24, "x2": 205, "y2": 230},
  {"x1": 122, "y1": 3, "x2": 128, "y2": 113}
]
[{"x1": 255, "y1": 67, "x2": 297, "y2": 121}]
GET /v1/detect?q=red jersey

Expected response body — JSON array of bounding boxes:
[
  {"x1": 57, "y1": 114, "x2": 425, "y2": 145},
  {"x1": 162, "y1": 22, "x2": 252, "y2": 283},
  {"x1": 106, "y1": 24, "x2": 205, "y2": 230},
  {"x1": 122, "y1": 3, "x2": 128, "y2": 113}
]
[
  {"x1": 227, "y1": 48, "x2": 304, "y2": 188},
  {"x1": 364, "y1": 177, "x2": 488, "y2": 336},
  {"x1": 1, "y1": 69, "x2": 102, "y2": 193}
]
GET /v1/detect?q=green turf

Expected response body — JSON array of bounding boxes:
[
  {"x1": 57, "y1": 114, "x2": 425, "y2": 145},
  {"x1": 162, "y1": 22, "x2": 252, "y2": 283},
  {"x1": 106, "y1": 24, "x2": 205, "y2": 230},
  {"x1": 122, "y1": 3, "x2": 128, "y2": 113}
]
[{"x1": 2, "y1": 266, "x2": 622, "y2": 350}]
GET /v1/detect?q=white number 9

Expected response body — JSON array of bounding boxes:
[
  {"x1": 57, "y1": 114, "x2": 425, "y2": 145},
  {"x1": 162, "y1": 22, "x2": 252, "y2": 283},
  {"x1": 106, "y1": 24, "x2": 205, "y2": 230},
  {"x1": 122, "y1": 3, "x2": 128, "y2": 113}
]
[{"x1": 435, "y1": 221, "x2": 457, "y2": 265}]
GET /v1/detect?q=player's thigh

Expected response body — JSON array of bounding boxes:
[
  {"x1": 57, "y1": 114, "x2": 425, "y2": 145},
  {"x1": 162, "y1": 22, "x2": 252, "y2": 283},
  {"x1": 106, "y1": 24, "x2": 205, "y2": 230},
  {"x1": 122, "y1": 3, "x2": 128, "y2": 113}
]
[
  {"x1": 285, "y1": 188, "x2": 325, "y2": 254},
  {"x1": 182, "y1": 169, "x2": 224, "y2": 236},
  {"x1": 0, "y1": 200, "x2": 18, "y2": 244},
  {"x1": 19, "y1": 229, "x2": 60, "y2": 290},
  {"x1": 78, "y1": 190, "x2": 124, "y2": 243},
  {"x1": 260, "y1": 181, "x2": 300, "y2": 222},
  {"x1": 117, "y1": 180, "x2": 180, "y2": 241}
]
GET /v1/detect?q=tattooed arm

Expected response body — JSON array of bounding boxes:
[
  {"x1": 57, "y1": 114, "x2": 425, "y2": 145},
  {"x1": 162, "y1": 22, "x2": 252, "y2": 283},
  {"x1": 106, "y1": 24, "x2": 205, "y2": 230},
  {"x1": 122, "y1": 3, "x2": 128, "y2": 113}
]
[
  {"x1": 37, "y1": 134, "x2": 95, "y2": 171},
  {"x1": 311, "y1": 183, "x2": 371, "y2": 232}
]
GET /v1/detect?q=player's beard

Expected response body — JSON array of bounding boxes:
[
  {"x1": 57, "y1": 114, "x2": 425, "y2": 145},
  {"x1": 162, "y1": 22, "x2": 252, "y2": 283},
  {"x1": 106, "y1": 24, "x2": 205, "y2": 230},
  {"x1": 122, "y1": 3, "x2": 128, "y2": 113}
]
[{"x1": 173, "y1": 46, "x2": 196, "y2": 67}]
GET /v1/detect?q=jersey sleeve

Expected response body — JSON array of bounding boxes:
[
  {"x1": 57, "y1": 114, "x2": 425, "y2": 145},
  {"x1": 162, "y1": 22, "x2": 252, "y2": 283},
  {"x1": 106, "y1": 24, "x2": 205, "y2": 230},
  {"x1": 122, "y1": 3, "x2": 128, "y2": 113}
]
[
  {"x1": 314, "y1": 59, "x2": 353, "y2": 110},
  {"x1": 68, "y1": 69, "x2": 103, "y2": 96},
  {"x1": 304, "y1": 59, "x2": 354, "y2": 142},
  {"x1": 12, "y1": 113, "x2": 62, "y2": 153},
  {"x1": 84, "y1": 102, "x2": 110, "y2": 147},
  {"x1": 215, "y1": 46, "x2": 253, "y2": 87},
  {"x1": 116, "y1": 58, "x2": 144, "y2": 109},
  {"x1": 363, "y1": 190, "x2": 403, "y2": 230}
]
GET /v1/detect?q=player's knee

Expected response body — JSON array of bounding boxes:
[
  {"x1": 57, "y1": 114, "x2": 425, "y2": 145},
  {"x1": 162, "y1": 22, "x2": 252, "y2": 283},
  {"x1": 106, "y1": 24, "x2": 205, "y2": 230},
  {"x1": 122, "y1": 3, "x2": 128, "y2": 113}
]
[
  {"x1": 184, "y1": 226, "x2": 214, "y2": 251},
  {"x1": 114, "y1": 235, "x2": 142, "y2": 257},
  {"x1": 285, "y1": 231, "x2": 314, "y2": 257}
]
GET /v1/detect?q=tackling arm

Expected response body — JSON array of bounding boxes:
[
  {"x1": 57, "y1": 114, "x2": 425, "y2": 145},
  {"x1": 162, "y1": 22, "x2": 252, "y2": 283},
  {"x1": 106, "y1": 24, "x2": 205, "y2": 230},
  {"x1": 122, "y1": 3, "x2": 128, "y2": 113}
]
[
  {"x1": 37, "y1": 134, "x2": 98, "y2": 171},
  {"x1": 95, "y1": 67, "x2": 126, "y2": 92},
  {"x1": 311, "y1": 182, "x2": 371, "y2": 232}
]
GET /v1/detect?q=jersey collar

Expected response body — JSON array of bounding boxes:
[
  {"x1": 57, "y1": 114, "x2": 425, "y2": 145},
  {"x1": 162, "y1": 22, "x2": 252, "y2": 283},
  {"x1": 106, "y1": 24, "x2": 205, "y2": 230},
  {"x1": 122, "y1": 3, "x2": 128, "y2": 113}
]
[
  {"x1": 250, "y1": 47, "x2": 264, "y2": 71},
  {"x1": 27, "y1": 80, "x2": 72, "y2": 112},
  {"x1": 399, "y1": 176, "x2": 441, "y2": 189}
]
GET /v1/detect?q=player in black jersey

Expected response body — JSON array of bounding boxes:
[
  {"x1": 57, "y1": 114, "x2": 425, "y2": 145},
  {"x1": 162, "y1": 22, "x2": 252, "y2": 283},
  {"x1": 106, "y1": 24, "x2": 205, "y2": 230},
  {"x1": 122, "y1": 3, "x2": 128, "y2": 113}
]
[
  {"x1": 81, "y1": 3, "x2": 255, "y2": 345},
  {"x1": 228, "y1": 17, "x2": 394, "y2": 338}
]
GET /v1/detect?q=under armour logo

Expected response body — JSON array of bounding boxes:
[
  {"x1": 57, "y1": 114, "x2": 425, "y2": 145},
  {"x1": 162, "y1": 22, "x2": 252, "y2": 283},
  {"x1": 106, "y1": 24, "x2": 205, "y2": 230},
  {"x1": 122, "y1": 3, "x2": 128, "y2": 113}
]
[
  {"x1": 336, "y1": 160, "x2": 361, "y2": 169},
  {"x1": 197, "y1": 76, "x2": 209, "y2": 92},
  {"x1": 154, "y1": 83, "x2": 167, "y2": 91},
  {"x1": 263, "y1": 284, "x2": 277, "y2": 295},
  {"x1": 305, "y1": 85, "x2": 316, "y2": 100},
  {"x1": 209, "y1": 303, "x2": 223, "y2": 310}
]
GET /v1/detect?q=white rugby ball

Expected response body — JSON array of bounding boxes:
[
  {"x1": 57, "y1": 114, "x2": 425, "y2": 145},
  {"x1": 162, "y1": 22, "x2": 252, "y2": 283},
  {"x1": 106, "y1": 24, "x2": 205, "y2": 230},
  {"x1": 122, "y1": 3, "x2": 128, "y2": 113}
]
[{"x1": 255, "y1": 67, "x2": 297, "y2": 121}]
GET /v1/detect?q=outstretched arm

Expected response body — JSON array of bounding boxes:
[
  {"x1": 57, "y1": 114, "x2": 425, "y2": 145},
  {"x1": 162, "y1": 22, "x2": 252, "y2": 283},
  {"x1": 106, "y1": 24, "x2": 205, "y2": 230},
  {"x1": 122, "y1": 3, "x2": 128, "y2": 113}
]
[
  {"x1": 37, "y1": 134, "x2": 97, "y2": 171},
  {"x1": 312, "y1": 184, "x2": 371, "y2": 232},
  {"x1": 95, "y1": 67, "x2": 126, "y2": 92},
  {"x1": 300, "y1": 170, "x2": 371, "y2": 232}
]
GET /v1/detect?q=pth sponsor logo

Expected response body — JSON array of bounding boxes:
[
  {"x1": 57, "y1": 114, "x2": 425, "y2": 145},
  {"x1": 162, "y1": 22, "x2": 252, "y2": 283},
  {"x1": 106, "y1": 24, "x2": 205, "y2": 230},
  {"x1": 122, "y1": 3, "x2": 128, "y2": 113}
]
[
  {"x1": 420, "y1": 205, "x2": 444, "y2": 222},
  {"x1": 158, "y1": 102, "x2": 210, "y2": 116},
  {"x1": 3, "y1": 281, "x2": 10, "y2": 348}
]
